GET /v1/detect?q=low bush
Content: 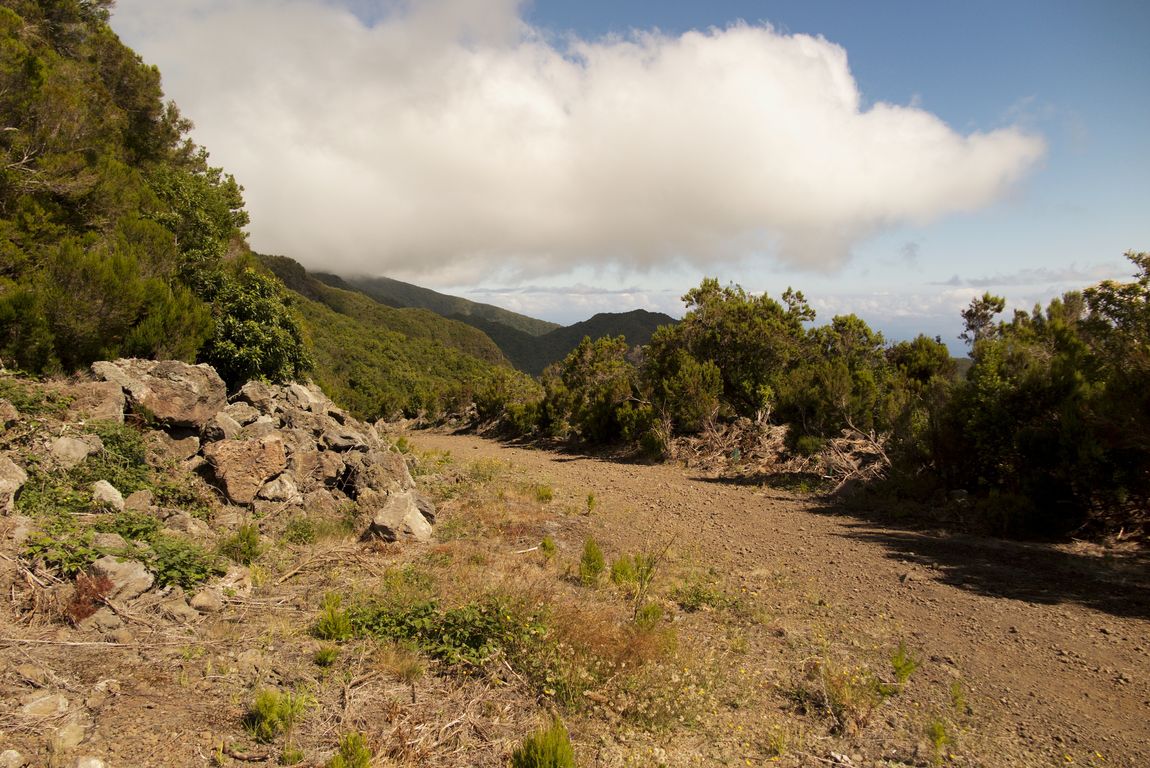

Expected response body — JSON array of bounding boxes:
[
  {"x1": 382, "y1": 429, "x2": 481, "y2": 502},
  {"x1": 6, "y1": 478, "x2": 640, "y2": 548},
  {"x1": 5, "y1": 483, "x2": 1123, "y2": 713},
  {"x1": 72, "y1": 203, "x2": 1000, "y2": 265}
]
[{"x1": 510, "y1": 719, "x2": 575, "y2": 768}]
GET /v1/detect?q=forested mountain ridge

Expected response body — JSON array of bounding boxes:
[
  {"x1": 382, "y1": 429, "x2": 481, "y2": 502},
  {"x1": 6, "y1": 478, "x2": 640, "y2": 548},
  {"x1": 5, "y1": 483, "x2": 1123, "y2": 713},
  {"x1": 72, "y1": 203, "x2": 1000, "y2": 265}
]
[{"x1": 328, "y1": 273, "x2": 560, "y2": 337}]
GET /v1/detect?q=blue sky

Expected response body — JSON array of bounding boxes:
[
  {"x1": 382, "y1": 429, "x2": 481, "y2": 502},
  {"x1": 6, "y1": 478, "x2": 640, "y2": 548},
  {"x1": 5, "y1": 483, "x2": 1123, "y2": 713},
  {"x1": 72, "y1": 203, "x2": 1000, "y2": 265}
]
[{"x1": 112, "y1": 0, "x2": 1149, "y2": 350}]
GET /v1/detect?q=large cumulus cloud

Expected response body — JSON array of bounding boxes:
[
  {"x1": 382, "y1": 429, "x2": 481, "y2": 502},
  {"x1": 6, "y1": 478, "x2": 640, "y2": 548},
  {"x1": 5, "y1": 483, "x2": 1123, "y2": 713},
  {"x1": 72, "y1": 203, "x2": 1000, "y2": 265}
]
[{"x1": 112, "y1": 0, "x2": 1045, "y2": 283}]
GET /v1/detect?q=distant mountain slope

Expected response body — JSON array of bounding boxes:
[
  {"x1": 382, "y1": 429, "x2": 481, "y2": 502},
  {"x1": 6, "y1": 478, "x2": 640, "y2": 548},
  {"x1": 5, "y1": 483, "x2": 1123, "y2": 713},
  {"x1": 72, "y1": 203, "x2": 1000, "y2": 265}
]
[
  {"x1": 326, "y1": 274, "x2": 560, "y2": 337},
  {"x1": 259, "y1": 255, "x2": 508, "y2": 368},
  {"x1": 526, "y1": 309, "x2": 676, "y2": 375},
  {"x1": 255, "y1": 254, "x2": 527, "y2": 418}
]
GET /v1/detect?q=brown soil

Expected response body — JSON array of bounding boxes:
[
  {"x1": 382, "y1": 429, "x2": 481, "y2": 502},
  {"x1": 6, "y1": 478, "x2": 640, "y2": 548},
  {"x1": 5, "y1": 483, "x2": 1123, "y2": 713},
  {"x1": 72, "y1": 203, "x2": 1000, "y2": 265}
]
[
  {"x1": 3, "y1": 427, "x2": 1148, "y2": 768},
  {"x1": 411, "y1": 430, "x2": 1150, "y2": 767}
]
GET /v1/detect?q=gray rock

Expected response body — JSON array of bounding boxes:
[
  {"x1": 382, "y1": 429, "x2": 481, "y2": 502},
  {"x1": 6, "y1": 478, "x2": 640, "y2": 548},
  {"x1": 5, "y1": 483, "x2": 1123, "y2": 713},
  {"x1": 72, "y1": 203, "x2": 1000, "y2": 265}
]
[
  {"x1": 51, "y1": 435, "x2": 102, "y2": 469},
  {"x1": 9, "y1": 515, "x2": 34, "y2": 546},
  {"x1": 0, "y1": 455, "x2": 27, "y2": 514},
  {"x1": 257, "y1": 473, "x2": 302, "y2": 505},
  {"x1": 239, "y1": 415, "x2": 279, "y2": 440},
  {"x1": 322, "y1": 429, "x2": 367, "y2": 452},
  {"x1": 147, "y1": 431, "x2": 200, "y2": 463},
  {"x1": 123, "y1": 489, "x2": 153, "y2": 512},
  {"x1": 201, "y1": 435, "x2": 287, "y2": 505},
  {"x1": 363, "y1": 491, "x2": 433, "y2": 543},
  {"x1": 92, "y1": 359, "x2": 226, "y2": 430},
  {"x1": 54, "y1": 715, "x2": 89, "y2": 750},
  {"x1": 74, "y1": 758, "x2": 106, "y2": 768},
  {"x1": 106, "y1": 628, "x2": 134, "y2": 645},
  {"x1": 190, "y1": 590, "x2": 224, "y2": 613},
  {"x1": 20, "y1": 692, "x2": 70, "y2": 717},
  {"x1": 162, "y1": 511, "x2": 211, "y2": 539},
  {"x1": 91, "y1": 532, "x2": 128, "y2": 552},
  {"x1": 202, "y1": 411, "x2": 242, "y2": 442},
  {"x1": 302, "y1": 489, "x2": 341, "y2": 519},
  {"x1": 415, "y1": 493, "x2": 438, "y2": 524},
  {"x1": 90, "y1": 480, "x2": 124, "y2": 512},
  {"x1": 0, "y1": 749, "x2": 25, "y2": 768},
  {"x1": 87, "y1": 556, "x2": 154, "y2": 601},
  {"x1": 160, "y1": 594, "x2": 200, "y2": 623},
  {"x1": 64, "y1": 380, "x2": 125, "y2": 423},
  {"x1": 223, "y1": 401, "x2": 260, "y2": 426},
  {"x1": 236, "y1": 380, "x2": 276, "y2": 414},
  {"x1": 0, "y1": 399, "x2": 19, "y2": 426},
  {"x1": 76, "y1": 607, "x2": 122, "y2": 632},
  {"x1": 285, "y1": 382, "x2": 325, "y2": 412}
]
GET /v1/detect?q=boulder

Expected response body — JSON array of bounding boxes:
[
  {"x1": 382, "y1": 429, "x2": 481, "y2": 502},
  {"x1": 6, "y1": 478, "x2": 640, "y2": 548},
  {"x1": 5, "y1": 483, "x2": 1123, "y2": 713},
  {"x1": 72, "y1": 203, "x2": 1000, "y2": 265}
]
[
  {"x1": 91, "y1": 532, "x2": 127, "y2": 552},
  {"x1": 363, "y1": 491, "x2": 433, "y2": 543},
  {"x1": 92, "y1": 359, "x2": 226, "y2": 430},
  {"x1": 201, "y1": 435, "x2": 287, "y2": 505},
  {"x1": 0, "y1": 749, "x2": 25, "y2": 768},
  {"x1": 239, "y1": 415, "x2": 279, "y2": 440},
  {"x1": 86, "y1": 556, "x2": 154, "y2": 601},
  {"x1": 222, "y1": 401, "x2": 260, "y2": 426},
  {"x1": 285, "y1": 382, "x2": 326, "y2": 413},
  {"x1": 64, "y1": 380, "x2": 125, "y2": 423},
  {"x1": 202, "y1": 411, "x2": 242, "y2": 442},
  {"x1": 147, "y1": 431, "x2": 200, "y2": 463},
  {"x1": 236, "y1": 380, "x2": 277, "y2": 414},
  {"x1": 0, "y1": 455, "x2": 27, "y2": 514},
  {"x1": 51, "y1": 435, "x2": 102, "y2": 470},
  {"x1": 257, "y1": 473, "x2": 303, "y2": 505},
  {"x1": 0, "y1": 399, "x2": 19, "y2": 427},
  {"x1": 123, "y1": 489, "x2": 154, "y2": 512},
  {"x1": 90, "y1": 480, "x2": 124, "y2": 512},
  {"x1": 415, "y1": 493, "x2": 438, "y2": 524},
  {"x1": 341, "y1": 450, "x2": 414, "y2": 498}
]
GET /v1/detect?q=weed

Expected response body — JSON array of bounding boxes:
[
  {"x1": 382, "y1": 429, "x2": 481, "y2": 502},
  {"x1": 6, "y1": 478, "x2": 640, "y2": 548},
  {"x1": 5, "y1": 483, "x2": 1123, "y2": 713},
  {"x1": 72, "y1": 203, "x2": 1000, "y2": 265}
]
[
  {"x1": 890, "y1": 640, "x2": 919, "y2": 687},
  {"x1": 949, "y1": 680, "x2": 972, "y2": 717},
  {"x1": 244, "y1": 688, "x2": 311, "y2": 745},
  {"x1": 535, "y1": 484, "x2": 554, "y2": 503},
  {"x1": 283, "y1": 516, "x2": 316, "y2": 545},
  {"x1": 540, "y1": 536, "x2": 557, "y2": 559},
  {"x1": 218, "y1": 524, "x2": 263, "y2": 565},
  {"x1": 148, "y1": 534, "x2": 226, "y2": 589},
  {"x1": 579, "y1": 538, "x2": 605, "y2": 586},
  {"x1": 672, "y1": 578, "x2": 731, "y2": 613},
  {"x1": 925, "y1": 717, "x2": 952, "y2": 765},
  {"x1": 585, "y1": 493, "x2": 596, "y2": 514},
  {"x1": 0, "y1": 376, "x2": 71, "y2": 416},
  {"x1": 510, "y1": 718, "x2": 575, "y2": 768},
  {"x1": 375, "y1": 642, "x2": 425, "y2": 684},
  {"x1": 794, "y1": 658, "x2": 894, "y2": 735},
  {"x1": 22, "y1": 517, "x2": 98, "y2": 577},
  {"x1": 328, "y1": 732, "x2": 373, "y2": 768},
  {"x1": 761, "y1": 724, "x2": 791, "y2": 757},
  {"x1": 467, "y1": 458, "x2": 503, "y2": 483},
  {"x1": 66, "y1": 572, "x2": 113, "y2": 624},
  {"x1": 392, "y1": 436, "x2": 412, "y2": 454},
  {"x1": 313, "y1": 645, "x2": 340, "y2": 668},
  {"x1": 280, "y1": 746, "x2": 304, "y2": 765},
  {"x1": 634, "y1": 602, "x2": 664, "y2": 630},
  {"x1": 313, "y1": 593, "x2": 354, "y2": 641},
  {"x1": 94, "y1": 510, "x2": 160, "y2": 542}
]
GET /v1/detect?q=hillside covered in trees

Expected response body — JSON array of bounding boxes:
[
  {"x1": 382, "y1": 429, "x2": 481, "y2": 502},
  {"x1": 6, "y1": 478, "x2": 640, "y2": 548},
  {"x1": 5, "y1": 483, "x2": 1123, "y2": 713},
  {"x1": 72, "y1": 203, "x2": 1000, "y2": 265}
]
[{"x1": 0, "y1": 0, "x2": 528, "y2": 419}]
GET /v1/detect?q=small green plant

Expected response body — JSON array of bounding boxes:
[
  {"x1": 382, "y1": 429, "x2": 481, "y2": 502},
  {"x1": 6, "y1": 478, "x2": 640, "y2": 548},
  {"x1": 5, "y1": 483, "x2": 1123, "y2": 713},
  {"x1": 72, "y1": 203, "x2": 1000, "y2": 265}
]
[
  {"x1": 95, "y1": 510, "x2": 160, "y2": 542},
  {"x1": 634, "y1": 602, "x2": 664, "y2": 630},
  {"x1": 244, "y1": 688, "x2": 311, "y2": 745},
  {"x1": 313, "y1": 593, "x2": 354, "y2": 641},
  {"x1": 585, "y1": 493, "x2": 596, "y2": 514},
  {"x1": 22, "y1": 518, "x2": 99, "y2": 577},
  {"x1": 672, "y1": 579, "x2": 730, "y2": 613},
  {"x1": 949, "y1": 680, "x2": 972, "y2": 716},
  {"x1": 280, "y1": 746, "x2": 305, "y2": 765},
  {"x1": 148, "y1": 535, "x2": 225, "y2": 589},
  {"x1": 579, "y1": 538, "x2": 605, "y2": 586},
  {"x1": 925, "y1": 717, "x2": 952, "y2": 765},
  {"x1": 328, "y1": 732, "x2": 373, "y2": 768},
  {"x1": 392, "y1": 436, "x2": 411, "y2": 454},
  {"x1": 510, "y1": 718, "x2": 575, "y2": 768},
  {"x1": 313, "y1": 645, "x2": 340, "y2": 667},
  {"x1": 283, "y1": 516, "x2": 317, "y2": 545},
  {"x1": 534, "y1": 484, "x2": 554, "y2": 503},
  {"x1": 539, "y1": 535, "x2": 557, "y2": 559},
  {"x1": 890, "y1": 640, "x2": 919, "y2": 687},
  {"x1": 218, "y1": 523, "x2": 263, "y2": 565}
]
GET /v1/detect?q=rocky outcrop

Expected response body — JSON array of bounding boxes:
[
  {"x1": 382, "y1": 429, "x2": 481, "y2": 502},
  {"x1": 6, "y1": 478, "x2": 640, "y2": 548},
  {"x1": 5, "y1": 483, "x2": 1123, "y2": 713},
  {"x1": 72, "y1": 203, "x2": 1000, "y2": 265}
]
[
  {"x1": 92, "y1": 359, "x2": 226, "y2": 429},
  {"x1": 0, "y1": 455, "x2": 27, "y2": 514},
  {"x1": 202, "y1": 435, "x2": 287, "y2": 505}
]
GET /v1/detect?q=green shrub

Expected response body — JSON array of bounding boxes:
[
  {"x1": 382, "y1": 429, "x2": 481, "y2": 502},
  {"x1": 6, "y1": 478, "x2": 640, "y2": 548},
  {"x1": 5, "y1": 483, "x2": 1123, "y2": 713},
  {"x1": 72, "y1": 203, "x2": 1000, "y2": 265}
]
[
  {"x1": 313, "y1": 593, "x2": 354, "y2": 641},
  {"x1": 22, "y1": 518, "x2": 99, "y2": 577},
  {"x1": 890, "y1": 641, "x2": 919, "y2": 687},
  {"x1": 328, "y1": 732, "x2": 373, "y2": 768},
  {"x1": 94, "y1": 510, "x2": 160, "y2": 542},
  {"x1": 578, "y1": 538, "x2": 605, "y2": 587},
  {"x1": 539, "y1": 536, "x2": 557, "y2": 559},
  {"x1": 510, "y1": 719, "x2": 575, "y2": 768},
  {"x1": 218, "y1": 523, "x2": 263, "y2": 565},
  {"x1": 148, "y1": 535, "x2": 225, "y2": 589},
  {"x1": 283, "y1": 516, "x2": 317, "y2": 545},
  {"x1": 313, "y1": 645, "x2": 340, "y2": 668},
  {"x1": 244, "y1": 688, "x2": 311, "y2": 744}
]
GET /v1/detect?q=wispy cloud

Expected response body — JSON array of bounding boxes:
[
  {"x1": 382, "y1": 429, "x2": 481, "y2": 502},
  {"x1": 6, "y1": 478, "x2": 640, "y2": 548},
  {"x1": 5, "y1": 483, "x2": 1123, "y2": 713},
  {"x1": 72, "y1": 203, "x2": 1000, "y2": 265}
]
[
  {"x1": 936, "y1": 263, "x2": 1127, "y2": 288},
  {"x1": 113, "y1": 0, "x2": 1045, "y2": 282}
]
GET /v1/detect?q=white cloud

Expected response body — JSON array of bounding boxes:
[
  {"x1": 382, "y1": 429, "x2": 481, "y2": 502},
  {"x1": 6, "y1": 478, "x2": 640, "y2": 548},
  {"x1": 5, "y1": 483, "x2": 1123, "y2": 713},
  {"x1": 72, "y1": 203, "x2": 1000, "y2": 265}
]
[{"x1": 112, "y1": 0, "x2": 1045, "y2": 282}]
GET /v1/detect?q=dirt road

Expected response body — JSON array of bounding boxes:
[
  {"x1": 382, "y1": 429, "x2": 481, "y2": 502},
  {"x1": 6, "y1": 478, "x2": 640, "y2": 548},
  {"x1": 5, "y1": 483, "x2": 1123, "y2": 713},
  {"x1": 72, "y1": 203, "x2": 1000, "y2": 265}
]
[{"x1": 411, "y1": 430, "x2": 1150, "y2": 767}]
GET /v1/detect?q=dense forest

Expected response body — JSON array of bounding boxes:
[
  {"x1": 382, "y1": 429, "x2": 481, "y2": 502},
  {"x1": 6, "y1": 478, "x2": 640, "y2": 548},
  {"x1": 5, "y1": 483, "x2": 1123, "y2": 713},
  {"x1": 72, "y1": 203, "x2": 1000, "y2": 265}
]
[{"x1": 0, "y1": 0, "x2": 1145, "y2": 542}]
